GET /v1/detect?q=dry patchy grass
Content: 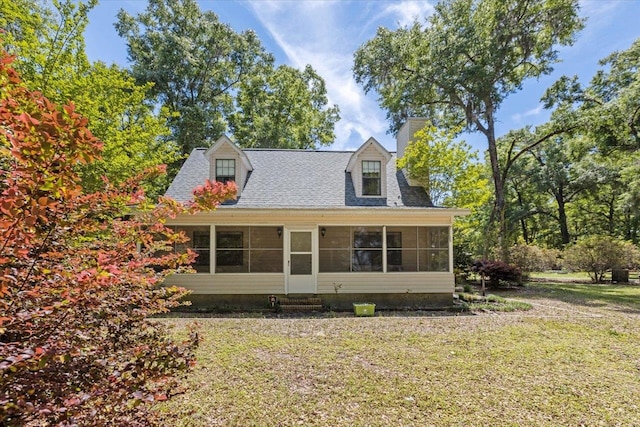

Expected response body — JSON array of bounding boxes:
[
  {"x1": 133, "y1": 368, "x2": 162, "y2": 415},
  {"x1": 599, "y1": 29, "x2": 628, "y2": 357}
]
[{"x1": 156, "y1": 283, "x2": 640, "y2": 426}]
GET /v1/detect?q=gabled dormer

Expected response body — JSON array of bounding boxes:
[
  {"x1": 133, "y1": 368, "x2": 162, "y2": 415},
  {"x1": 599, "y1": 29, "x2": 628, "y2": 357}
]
[
  {"x1": 204, "y1": 135, "x2": 253, "y2": 197},
  {"x1": 346, "y1": 137, "x2": 392, "y2": 198}
]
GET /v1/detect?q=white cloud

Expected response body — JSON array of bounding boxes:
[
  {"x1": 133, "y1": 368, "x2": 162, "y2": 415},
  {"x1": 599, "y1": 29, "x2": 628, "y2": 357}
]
[
  {"x1": 384, "y1": 1, "x2": 435, "y2": 27},
  {"x1": 247, "y1": 0, "x2": 391, "y2": 151},
  {"x1": 579, "y1": 0, "x2": 620, "y2": 20},
  {"x1": 558, "y1": 0, "x2": 626, "y2": 59},
  {"x1": 511, "y1": 105, "x2": 544, "y2": 123}
]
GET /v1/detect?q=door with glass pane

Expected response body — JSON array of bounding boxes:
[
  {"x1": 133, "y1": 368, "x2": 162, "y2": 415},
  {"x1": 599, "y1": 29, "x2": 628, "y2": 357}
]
[{"x1": 287, "y1": 230, "x2": 315, "y2": 293}]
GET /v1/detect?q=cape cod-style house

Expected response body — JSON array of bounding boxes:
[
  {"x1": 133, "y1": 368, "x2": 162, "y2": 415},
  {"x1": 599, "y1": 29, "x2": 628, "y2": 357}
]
[{"x1": 163, "y1": 118, "x2": 468, "y2": 309}]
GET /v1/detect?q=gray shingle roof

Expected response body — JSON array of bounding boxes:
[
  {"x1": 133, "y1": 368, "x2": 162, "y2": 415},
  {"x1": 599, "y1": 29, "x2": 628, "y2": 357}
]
[{"x1": 165, "y1": 148, "x2": 434, "y2": 208}]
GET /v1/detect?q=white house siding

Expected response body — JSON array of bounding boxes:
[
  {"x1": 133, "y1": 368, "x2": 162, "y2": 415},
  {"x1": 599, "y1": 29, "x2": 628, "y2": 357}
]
[
  {"x1": 166, "y1": 209, "x2": 460, "y2": 226},
  {"x1": 317, "y1": 272, "x2": 454, "y2": 294},
  {"x1": 166, "y1": 273, "x2": 285, "y2": 294}
]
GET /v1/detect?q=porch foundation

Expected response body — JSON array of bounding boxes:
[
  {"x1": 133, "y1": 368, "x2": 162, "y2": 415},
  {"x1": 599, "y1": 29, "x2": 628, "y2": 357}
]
[{"x1": 181, "y1": 293, "x2": 453, "y2": 312}]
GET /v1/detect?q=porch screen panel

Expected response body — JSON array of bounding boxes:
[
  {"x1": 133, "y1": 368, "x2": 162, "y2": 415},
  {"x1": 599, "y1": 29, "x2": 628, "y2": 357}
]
[
  {"x1": 291, "y1": 254, "x2": 312, "y2": 274},
  {"x1": 319, "y1": 226, "x2": 448, "y2": 273},
  {"x1": 171, "y1": 226, "x2": 211, "y2": 273},
  {"x1": 250, "y1": 227, "x2": 283, "y2": 273},
  {"x1": 319, "y1": 226, "x2": 350, "y2": 272},
  {"x1": 216, "y1": 226, "x2": 283, "y2": 273},
  {"x1": 386, "y1": 227, "x2": 418, "y2": 272},
  {"x1": 352, "y1": 227, "x2": 383, "y2": 272},
  {"x1": 418, "y1": 227, "x2": 449, "y2": 271},
  {"x1": 216, "y1": 226, "x2": 249, "y2": 273}
]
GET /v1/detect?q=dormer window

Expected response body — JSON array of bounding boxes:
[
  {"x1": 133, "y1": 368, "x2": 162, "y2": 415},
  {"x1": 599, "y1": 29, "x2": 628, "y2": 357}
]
[
  {"x1": 362, "y1": 160, "x2": 381, "y2": 196},
  {"x1": 216, "y1": 159, "x2": 236, "y2": 183},
  {"x1": 346, "y1": 137, "x2": 390, "y2": 198}
]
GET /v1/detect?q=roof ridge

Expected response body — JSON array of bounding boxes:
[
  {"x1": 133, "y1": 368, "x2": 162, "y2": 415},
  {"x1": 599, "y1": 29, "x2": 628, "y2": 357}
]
[
  {"x1": 192, "y1": 147, "x2": 398, "y2": 154},
  {"x1": 243, "y1": 148, "x2": 353, "y2": 153}
]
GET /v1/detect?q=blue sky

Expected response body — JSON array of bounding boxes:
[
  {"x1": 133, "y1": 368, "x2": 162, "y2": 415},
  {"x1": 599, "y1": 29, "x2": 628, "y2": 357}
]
[{"x1": 85, "y1": 0, "x2": 640, "y2": 153}]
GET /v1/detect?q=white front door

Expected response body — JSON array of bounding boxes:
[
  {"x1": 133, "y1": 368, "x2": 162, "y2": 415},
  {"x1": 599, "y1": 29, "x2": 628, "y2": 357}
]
[{"x1": 287, "y1": 229, "x2": 316, "y2": 294}]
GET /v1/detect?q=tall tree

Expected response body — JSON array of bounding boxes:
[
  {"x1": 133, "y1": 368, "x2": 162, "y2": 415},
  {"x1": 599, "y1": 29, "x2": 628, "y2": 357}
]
[
  {"x1": 74, "y1": 62, "x2": 180, "y2": 195},
  {"x1": 543, "y1": 37, "x2": 640, "y2": 242},
  {"x1": 229, "y1": 64, "x2": 340, "y2": 149},
  {"x1": 502, "y1": 129, "x2": 590, "y2": 246},
  {"x1": 353, "y1": 0, "x2": 584, "y2": 258},
  {"x1": 0, "y1": 0, "x2": 95, "y2": 103},
  {"x1": 1, "y1": 0, "x2": 180, "y2": 196},
  {"x1": 504, "y1": 149, "x2": 551, "y2": 246},
  {"x1": 570, "y1": 153, "x2": 629, "y2": 238},
  {"x1": 115, "y1": 0, "x2": 272, "y2": 154}
]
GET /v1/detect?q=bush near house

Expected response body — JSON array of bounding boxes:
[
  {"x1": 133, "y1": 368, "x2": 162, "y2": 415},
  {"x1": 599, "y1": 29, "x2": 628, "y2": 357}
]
[
  {"x1": 563, "y1": 235, "x2": 640, "y2": 283},
  {"x1": 0, "y1": 51, "x2": 235, "y2": 425},
  {"x1": 470, "y1": 260, "x2": 522, "y2": 288},
  {"x1": 509, "y1": 244, "x2": 561, "y2": 273}
]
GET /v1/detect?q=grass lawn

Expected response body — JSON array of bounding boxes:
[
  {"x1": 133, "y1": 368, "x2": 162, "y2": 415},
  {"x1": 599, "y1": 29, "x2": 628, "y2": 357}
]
[
  {"x1": 529, "y1": 270, "x2": 640, "y2": 282},
  {"x1": 529, "y1": 271, "x2": 594, "y2": 281},
  {"x1": 156, "y1": 283, "x2": 640, "y2": 426}
]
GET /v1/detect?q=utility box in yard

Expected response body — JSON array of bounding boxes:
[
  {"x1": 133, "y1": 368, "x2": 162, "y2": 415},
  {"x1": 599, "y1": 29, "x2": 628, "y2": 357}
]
[{"x1": 612, "y1": 269, "x2": 629, "y2": 283}]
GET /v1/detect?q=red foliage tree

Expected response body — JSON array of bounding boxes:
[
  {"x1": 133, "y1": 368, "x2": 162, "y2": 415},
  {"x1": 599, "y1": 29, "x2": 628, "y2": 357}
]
[{"x1": 0, "y1": 51, "x2": 236, "y2": 425}]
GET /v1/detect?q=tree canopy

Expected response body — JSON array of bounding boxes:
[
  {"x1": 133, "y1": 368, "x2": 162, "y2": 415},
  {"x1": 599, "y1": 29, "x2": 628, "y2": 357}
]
[
  {"x1": 229, "y1": 64, "x2": 340, "y2": 149},
  {"x1": 116, "y1": 0, "x2": 339, "y2": 154},
  {"x1": 354, "y1": 0, "x2": 584, "y2": 258},
  {"x1": 2, "y1": 0, "x2": 180, "y2": 197}
]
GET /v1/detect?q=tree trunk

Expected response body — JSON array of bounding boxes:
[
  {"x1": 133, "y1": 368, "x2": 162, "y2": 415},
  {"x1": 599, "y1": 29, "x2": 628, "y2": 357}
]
[
  {"x1": 555, "y1": 188, "x2": 570, "y2": 245},
  {"x1": 516, "y1": 189, "x2": 530, "y2": 244},
  {"x1": 558, "y1": 202, "x2": 570, "y2": 245},
  {"x1": 607, "y1": 194, "x2": 616, "y2": 236},
  {"x1": 485, "y1": 113, "x2": 508, "y2": 261}
]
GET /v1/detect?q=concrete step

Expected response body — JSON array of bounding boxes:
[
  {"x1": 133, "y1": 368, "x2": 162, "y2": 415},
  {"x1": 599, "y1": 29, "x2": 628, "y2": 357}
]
[
  {"x1": 278, "y1": 297, "x2": 324, "y2": 312},
  {"x1": 279, "y1": 297, "x2": 322, "y2": 305},
  {"x1": 280, "y1": 304, "x2": 324, "y2": 311}
]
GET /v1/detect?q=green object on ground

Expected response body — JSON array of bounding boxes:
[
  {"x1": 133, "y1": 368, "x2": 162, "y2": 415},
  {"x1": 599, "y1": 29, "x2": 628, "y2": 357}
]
[{"x1": 353, "y1": 303, "x2": 376, "y2": 316}]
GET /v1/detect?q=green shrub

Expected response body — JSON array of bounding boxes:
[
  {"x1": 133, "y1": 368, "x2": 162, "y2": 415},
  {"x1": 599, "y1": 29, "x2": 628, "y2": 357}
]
[
  {"x1": 510, "y1": 244, "x2": 561, "y2": 272},
  {"x1": 563, "y1": 236, "x2": 640, "y2": 283}
]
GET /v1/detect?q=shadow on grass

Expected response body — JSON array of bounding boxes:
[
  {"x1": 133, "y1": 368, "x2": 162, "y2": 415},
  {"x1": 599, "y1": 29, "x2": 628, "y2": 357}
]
[{"x1": 505, "y1": 282, "x2": 640, "y2": 314}]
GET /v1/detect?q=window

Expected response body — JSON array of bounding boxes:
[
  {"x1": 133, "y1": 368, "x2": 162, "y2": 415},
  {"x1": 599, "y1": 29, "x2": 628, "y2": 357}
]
[
  {"x1": 362, "y1": 160, "x2": 381, "y2": 196},
  {"x1": 170, "y1": 226, "x2": 211, "y2": 273},
  {"x1": 215, "y1": 226, "x2": 283, "y2": 273},
  {"x1": 386, "y1": 227, "x2": 418, "y2": 272},
  {"x1": 352, "y1": 228, "x2": 383, "y2": 271},
  {"x1": 215, "y1": 159, "x2": 235, "y2": 183}
]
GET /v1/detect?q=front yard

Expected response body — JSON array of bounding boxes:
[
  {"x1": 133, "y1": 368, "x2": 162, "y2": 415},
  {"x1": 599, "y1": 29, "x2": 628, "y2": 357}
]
[{"x1": 156, "y1": 283, "x2": 640, "y2": 426}]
